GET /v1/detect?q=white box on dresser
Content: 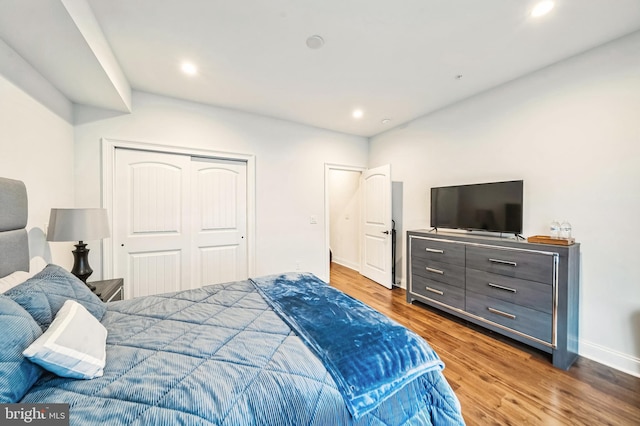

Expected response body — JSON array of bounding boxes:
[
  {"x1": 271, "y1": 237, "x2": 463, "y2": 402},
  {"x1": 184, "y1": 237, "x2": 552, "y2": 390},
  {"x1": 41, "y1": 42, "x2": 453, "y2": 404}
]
[{"x1": 407, "y1": 230, "x2": 580, "y2": 370}]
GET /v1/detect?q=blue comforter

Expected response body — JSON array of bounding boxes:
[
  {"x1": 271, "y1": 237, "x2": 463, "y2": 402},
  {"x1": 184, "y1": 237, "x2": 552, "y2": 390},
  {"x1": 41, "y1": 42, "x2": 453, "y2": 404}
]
[
  {"x1": 21, "y1": 278, "x2": 464, "y2": 425},
  {"x1": 251, "y1": 273, "x2": 446, "y2": 419}
]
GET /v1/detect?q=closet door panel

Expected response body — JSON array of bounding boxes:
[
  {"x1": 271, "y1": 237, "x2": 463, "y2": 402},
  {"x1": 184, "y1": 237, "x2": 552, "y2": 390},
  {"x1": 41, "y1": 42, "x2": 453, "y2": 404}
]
[
  {"x1": 191, "y1": 158, "x2": 247, "y2": 287},
  {"x1": 114, "y1": 149, "x2": 191, "y2": 298}
]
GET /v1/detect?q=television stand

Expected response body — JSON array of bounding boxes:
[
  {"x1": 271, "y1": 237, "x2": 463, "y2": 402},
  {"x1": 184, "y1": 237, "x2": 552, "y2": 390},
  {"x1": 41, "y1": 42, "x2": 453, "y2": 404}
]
[{"x1": 406, "y1": 230, "x2": 580, "y2": 370}]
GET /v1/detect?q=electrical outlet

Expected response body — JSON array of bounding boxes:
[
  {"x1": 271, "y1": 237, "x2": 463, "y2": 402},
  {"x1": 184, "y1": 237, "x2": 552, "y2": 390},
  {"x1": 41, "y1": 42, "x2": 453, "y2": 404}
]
[
  {"x1": 310, "y1": 215, "x2": 317, "y2": 224},
  {"x1": 295, "y1": 261, "x2": 301, "y2": 271}
]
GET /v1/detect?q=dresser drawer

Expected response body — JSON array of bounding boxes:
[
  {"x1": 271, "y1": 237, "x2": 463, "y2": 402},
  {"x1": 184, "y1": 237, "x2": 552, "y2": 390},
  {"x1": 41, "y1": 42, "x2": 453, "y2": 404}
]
[
  {"x1": 466, "y1": 245, "x2": 554, "y2": 284},
  {"x1": 411, "y1": 237, "x2": 465, "y2": 267},
  {"x1": 466, "y1": 291, "x2": 552, "y2": 343},
  {"x1": 412, "y1": 258, "x2": 465, "y2": 288},
  {"x1": 466, "y1": 269, "x2": 552, "y2": 314},
  {"x1": 411, "y1": 275, "x2": 465, "y2": 310}
]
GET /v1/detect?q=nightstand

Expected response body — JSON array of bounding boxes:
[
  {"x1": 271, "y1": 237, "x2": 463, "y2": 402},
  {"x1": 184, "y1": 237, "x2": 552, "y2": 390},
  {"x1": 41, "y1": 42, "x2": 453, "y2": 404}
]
[{"x1": 90, "y1": 278, "x2": 124, "y2": 302}]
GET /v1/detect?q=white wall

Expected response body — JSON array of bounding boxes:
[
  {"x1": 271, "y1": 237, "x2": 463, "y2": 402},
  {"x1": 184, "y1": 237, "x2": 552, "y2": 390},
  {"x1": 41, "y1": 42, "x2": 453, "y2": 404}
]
[
  {"x1": 369, "y1": 31, "x2": 640, "y2": 376},
  {"x1": 329, "y1": 169, "x2": 361, "y2": 270},
  {"x1": 74, "y1": 91, "x2": 368, "y2": 281},
  {"x1": 0, "y1": 74, "x2": 75, "y2": 269}
]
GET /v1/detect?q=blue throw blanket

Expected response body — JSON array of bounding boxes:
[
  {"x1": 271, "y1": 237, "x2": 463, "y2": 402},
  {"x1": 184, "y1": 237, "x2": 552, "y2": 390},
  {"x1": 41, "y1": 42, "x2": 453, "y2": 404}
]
[{"x1": 250, "y1": 273, "x2": 445, "y2": 419}]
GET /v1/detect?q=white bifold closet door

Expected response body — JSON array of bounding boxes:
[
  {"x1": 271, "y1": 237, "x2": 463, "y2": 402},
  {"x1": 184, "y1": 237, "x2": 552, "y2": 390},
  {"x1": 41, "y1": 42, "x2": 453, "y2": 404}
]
[{"x1": 114, "y1": 148, "x2": 247, "y2": 299}]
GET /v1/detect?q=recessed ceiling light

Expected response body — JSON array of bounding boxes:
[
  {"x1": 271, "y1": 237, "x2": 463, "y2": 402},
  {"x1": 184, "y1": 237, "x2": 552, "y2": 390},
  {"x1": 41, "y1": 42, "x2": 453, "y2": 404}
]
[
  {"x1": 181, "y1": 62, "x2": 198, "y2": 76},
  {"x1": 352, "y1": 109, "x2": 364, "y2": 119},
  {"x1": 531, "y1": 1, "x2": 554, "y2": 17},
  {"x1": 381, "y1": 119, "x2": 391, "y2": 125},
  {"x1": 306, "y1": 35, "x2": 325, "y2": 49}
]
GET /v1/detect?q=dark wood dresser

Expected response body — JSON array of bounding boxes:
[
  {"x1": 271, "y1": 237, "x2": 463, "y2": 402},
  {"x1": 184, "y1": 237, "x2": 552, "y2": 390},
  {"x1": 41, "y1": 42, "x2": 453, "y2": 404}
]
[{"x1": 407, "y1": 230, "x2": 580, "y2": 369}]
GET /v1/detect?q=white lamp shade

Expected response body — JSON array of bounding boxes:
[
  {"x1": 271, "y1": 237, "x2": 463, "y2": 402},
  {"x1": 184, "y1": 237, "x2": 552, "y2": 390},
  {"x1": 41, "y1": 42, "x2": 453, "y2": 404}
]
[{"x1": 47, "y1": 208, "x2": 111, "y2": 242}]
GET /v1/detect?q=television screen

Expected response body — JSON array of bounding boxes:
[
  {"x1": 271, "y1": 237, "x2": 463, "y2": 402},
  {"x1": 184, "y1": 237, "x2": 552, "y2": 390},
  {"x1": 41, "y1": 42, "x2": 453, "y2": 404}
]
[{"x1": 430, "y1": 180, "x2": 523, "y2": 234}]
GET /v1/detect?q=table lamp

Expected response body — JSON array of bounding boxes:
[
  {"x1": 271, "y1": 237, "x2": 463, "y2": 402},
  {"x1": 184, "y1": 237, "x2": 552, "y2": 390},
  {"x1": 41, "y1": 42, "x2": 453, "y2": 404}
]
[{"x1": 47, "y1": 208, "x2": 110, "y2": 290}]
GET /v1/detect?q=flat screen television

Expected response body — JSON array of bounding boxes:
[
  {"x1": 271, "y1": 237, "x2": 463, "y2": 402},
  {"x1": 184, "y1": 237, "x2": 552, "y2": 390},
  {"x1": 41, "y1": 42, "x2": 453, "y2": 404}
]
[{"x1": 430, "y1": 180, "x2": 523, "y2": 234}]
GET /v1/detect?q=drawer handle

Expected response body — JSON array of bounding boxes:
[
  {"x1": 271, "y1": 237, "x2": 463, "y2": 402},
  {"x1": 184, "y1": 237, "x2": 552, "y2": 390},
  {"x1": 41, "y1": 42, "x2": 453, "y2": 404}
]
[
  {"x1": 426, "y1": 267, "x2": 444, "y2": 275},
  {"x1": 426, "y1": 287, "x2": 444, "y2": 296},
  {"x1": 425, "y1": 248, "x2": 444, "y2": 254},
  {"x1": 488, "y1": 283, "x2": 517, "y2": 293},
  {"x1": 488, "y1": 307, "x2": 516, "y2": 320},
  {"x1": 489, "y1": 258, "x2": 517, "y2": 267}
]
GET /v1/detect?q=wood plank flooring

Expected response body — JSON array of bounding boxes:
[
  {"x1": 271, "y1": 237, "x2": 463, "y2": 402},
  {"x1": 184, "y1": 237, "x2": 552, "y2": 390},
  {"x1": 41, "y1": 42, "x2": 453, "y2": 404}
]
[{"x1": 329, "y1": 263, "x2": 640, "y2": 425}]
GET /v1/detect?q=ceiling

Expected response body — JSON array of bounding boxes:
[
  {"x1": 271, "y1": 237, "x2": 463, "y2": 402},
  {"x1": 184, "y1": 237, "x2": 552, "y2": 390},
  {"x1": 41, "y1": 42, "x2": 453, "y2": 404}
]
[{"x1": 1, "y1": 0, "x2": 640, "y2": 137}]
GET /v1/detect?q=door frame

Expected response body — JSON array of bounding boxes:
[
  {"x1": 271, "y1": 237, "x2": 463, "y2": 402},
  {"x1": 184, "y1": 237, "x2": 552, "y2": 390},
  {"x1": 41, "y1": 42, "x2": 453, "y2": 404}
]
[
  {"x1": 101, "y1": 138, "x2": 256, "y2": 280},
  {"x1": 324, "y1": 163, "x2": 365, "y2": 282}
]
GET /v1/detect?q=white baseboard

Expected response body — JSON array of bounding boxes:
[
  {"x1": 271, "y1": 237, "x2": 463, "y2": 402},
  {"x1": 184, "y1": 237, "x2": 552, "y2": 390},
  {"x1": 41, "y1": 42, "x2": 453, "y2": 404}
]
[
  {"x1": 580, "y1": 339, "x2": 640, "y2": 378},
  {"x1": 332, "y1": 259, "x2": 408, "y2": 289},
  {"x1": 332, "y1": 257, "x2": 360, "y2": 272}
]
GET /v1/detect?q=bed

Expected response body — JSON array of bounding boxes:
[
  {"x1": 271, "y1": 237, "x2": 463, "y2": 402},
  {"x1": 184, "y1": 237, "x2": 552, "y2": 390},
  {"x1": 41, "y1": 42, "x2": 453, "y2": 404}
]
[{"x1": 0, "y1": 177, "x2": 464, "y2": 425}]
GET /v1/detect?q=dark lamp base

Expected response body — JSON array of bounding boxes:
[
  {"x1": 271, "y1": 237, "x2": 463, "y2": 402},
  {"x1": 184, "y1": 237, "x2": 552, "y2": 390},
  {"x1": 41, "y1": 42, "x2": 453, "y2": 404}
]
[{"x1": 71, "y1": 241, "x2": 96, "y2": 291}]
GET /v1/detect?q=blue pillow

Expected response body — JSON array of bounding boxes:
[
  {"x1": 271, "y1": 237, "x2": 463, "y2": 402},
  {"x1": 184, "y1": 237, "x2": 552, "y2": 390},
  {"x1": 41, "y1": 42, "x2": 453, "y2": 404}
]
[
  {"x1": 4, "y1": 264, "x2": 106, "y2": 330},
  {"x1": 0, "y1": 295, "x2": 44, "y2": 403}
]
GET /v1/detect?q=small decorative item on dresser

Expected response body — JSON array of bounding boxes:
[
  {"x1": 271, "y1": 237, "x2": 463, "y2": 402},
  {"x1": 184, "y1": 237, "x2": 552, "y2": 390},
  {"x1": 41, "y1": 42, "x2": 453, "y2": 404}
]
[
  {"x1": 560, "y1": 220, "x2": 572, "y2": 239},
  {"x1": 550, "y1": 220, "x2": 561, "y2": 239},
  {"x1": 89, "y1": 278, "x2": 124, "y2": 302}
]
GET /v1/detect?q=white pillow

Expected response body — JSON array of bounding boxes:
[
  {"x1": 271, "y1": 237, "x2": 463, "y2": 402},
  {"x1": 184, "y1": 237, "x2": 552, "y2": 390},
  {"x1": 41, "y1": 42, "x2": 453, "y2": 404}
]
[
  {"x1": 0, "y1": 257, "x2": 48, "y2": 293},
  {"x1": 0, "y1": 270, "x2": 31, "y2": 293},
  {"x1": 23, "y1": 300, "x2": 107, "y2": 379}
]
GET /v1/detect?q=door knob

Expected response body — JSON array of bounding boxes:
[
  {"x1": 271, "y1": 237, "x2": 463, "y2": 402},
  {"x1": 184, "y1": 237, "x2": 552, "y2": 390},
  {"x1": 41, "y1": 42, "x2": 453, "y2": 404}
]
[{"x1": 382, "y1": 230, "x2": 390, "y2": 235}]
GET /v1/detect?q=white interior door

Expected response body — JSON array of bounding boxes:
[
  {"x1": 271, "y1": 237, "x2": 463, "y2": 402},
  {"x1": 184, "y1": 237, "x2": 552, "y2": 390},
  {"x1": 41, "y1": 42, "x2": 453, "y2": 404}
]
[
  {"x1": 191, "y1": 157, "x2": 247, "y2": 286},
  {"x1": 360, "y1": 164, "x2": 392, "y2": 289},
  {"x1": 114, "y1": 148, "x2": 192, "y2": 298}
]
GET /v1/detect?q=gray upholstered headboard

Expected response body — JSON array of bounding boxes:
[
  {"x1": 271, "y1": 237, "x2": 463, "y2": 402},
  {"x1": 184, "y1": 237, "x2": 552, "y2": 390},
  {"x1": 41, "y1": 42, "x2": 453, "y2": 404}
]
[{"x1": 0, "y1": 177, "x2": 29, "y2": 278}]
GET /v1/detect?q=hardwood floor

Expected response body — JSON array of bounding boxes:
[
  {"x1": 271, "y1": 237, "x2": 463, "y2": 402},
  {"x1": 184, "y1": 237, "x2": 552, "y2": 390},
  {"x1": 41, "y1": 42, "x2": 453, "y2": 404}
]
[{"x1": 329, "y1": 263, "x2": 640, "y2": 425}]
